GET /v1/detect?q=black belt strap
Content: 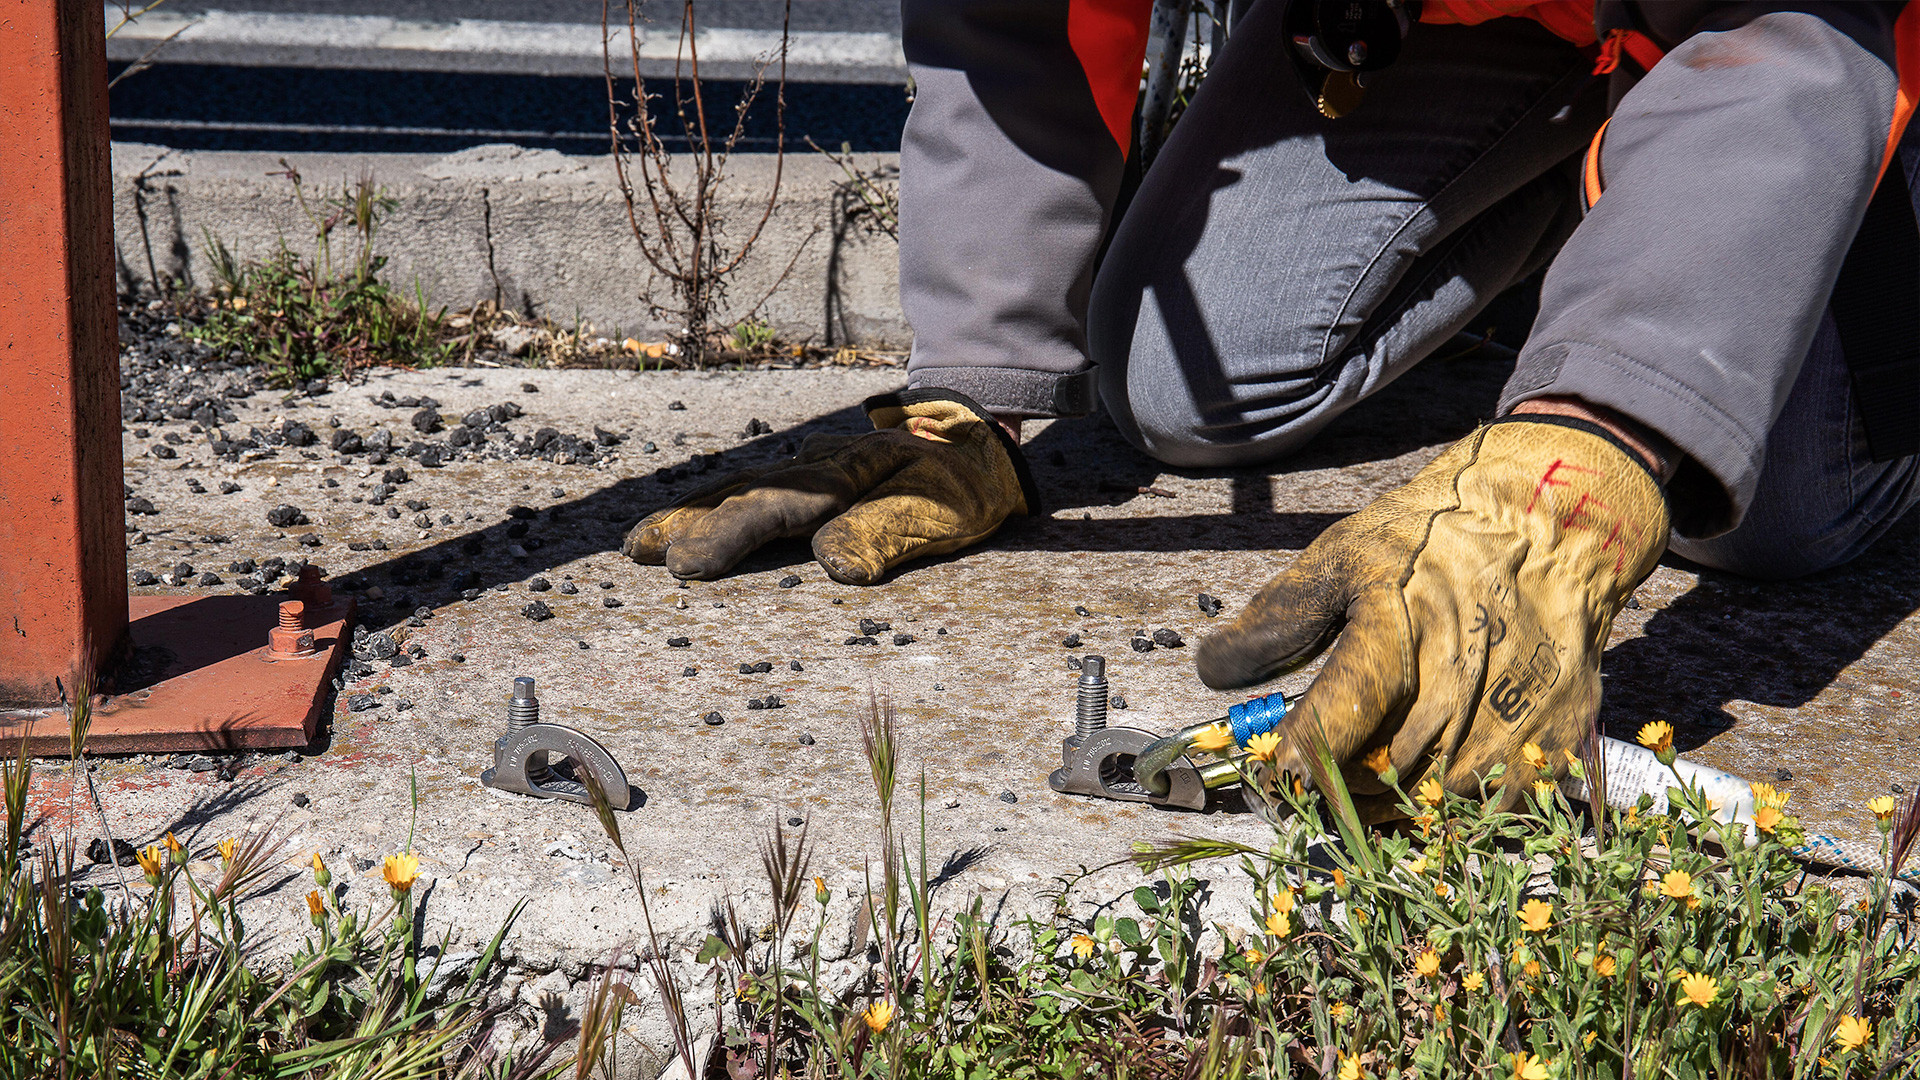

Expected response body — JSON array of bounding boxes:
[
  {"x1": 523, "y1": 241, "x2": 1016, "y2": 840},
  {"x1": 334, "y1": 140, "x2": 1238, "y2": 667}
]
[{"x1": 1830, "y1": 157, "x2": 1920, "y2": 462}]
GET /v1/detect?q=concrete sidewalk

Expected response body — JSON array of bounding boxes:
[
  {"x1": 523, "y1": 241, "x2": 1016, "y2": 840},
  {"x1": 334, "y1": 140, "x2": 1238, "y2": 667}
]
[
  {"x1": 112, "y1": 141, "x2": 905, "y2": 349},
  {"x1": 30, "y1": 352, "x2": 1920, "y2": 1073}
]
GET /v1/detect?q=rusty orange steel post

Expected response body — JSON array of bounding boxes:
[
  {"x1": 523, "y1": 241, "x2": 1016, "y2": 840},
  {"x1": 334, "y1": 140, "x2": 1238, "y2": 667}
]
[{"x1": 0, "y1": 0, "x2": 130, "y2": 707}]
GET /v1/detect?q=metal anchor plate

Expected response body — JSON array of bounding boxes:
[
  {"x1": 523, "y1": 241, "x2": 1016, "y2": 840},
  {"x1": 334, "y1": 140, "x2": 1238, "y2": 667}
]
[
  {"x1": 1047, "y1": 726, "x2": 1207, "y2": 811},
  {"x1": 481, "y1": 723, "x2": 635, "y2": 810}
]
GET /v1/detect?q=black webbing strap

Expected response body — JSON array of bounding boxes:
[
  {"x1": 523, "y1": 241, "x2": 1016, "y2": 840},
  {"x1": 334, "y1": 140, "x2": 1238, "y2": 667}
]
[{"x1": 1830, "y1": 159, "x2": 1920, "y2": 462}]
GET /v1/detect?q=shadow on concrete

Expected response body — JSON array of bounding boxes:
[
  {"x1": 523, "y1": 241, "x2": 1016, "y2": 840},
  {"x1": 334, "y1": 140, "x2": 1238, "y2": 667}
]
[{"x1": 1599, "y1": 515, "x2": 1920, "y2": 755}]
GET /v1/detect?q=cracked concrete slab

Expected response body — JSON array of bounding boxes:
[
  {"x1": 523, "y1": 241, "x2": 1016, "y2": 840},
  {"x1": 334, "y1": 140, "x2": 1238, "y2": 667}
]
[{"x1": 25, "y1": 349, "x2": 1920, "y2": 1067}]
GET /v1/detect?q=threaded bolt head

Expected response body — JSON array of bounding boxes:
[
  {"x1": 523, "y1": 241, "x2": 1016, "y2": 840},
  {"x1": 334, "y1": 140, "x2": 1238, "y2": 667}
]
[
  {"x1": 278, "y1": 600, "x2": 306, "y2": 630},
  {"x1": 513, "y1": 677, "x2": 536, "y2": 700}
]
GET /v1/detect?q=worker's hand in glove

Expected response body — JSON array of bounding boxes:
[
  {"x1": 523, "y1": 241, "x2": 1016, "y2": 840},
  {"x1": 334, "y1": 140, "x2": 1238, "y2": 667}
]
[
  {"x1": 1195, "y1": 417, "x2": 1669, "y2": 820},
  {"x1": 621, "y1": 389, "x2": 1038, "y2": 585}
]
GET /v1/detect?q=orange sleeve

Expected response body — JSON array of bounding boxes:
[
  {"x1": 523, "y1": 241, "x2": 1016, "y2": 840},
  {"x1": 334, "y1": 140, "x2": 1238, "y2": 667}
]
[
  {"x1": 1420, "y1": 1, "x2": 1597, "y2": 47},
  {"x1": 1880, "y1": 1, "x2": 1918, "y2": 185},
  {"x1": 1067, "y1": 0, "x2": 1154, "y2": 157}
]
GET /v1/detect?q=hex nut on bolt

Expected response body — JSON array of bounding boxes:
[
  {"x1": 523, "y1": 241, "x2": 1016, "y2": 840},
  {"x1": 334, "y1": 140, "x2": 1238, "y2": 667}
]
[{"x1": 267, "y1": 600, "x2": 318, "y2": 659}]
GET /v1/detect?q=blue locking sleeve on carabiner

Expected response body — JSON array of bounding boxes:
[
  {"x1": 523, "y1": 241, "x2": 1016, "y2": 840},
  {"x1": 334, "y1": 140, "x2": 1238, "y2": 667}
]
[{"x1": 1227, "y1": 691, "x2": 1289, "y2": 747}]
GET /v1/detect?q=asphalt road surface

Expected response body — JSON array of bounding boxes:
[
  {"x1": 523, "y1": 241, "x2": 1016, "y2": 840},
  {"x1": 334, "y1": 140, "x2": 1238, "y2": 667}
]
[{"x1": 106, "y1": 1, "x2": 909, "y2": 154}]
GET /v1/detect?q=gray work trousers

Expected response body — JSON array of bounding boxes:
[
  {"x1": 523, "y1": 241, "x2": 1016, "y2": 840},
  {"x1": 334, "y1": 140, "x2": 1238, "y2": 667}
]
[{"x1": 1090, "y1": 9, "x2": 1918, "y2": 579}]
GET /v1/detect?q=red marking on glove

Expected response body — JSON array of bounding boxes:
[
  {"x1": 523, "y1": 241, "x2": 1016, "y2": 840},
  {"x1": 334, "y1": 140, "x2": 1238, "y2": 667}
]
[{"x1": 1525, "y1": 459, "x2": 1601, "y2": 515}]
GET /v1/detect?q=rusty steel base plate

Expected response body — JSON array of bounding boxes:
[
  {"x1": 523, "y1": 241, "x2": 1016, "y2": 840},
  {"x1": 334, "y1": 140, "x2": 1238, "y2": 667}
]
[{"x1": 0, "y1": 593, "x2": 354, "y2": 755}]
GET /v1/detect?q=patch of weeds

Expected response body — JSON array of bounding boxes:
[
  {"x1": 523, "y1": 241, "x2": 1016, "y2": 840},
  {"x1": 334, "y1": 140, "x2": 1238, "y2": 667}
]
[{"x1": 187, "y1": 163, "x2": 452, "y2": 387}]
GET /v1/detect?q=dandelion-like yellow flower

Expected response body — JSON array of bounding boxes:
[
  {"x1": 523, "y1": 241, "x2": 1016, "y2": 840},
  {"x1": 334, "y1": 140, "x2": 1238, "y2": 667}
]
[
  {"x1": 1583, "y1": 1030, "x2": 1598, "y2": 1048},
  {"x1": 1265, "y1": 910, "x2": 1292, "y2": 940},
  {"x1": 1532, "y1": 780, "x2": 1557, "y2": 802},
  {"x1": 1594, "y1": 952, "x2": 1616, "y2": 978},
  {"x1": 1331, "y1": 868, "x2": 1347, "y2": 890},
  {"x1": 1522, "y1": 743, "x2": 1548, "y2": 771},
  {"x1": 217, "y1": 838, "x2": 239, "y2": 866},
  {"x1": 306, "y1": 889, "x2": 324, "y2": 917},
  {"x1": 1524, "y1": 959, "x2": 1542, "y2": 979},
  {"x1": 1637, "y1": 721, "x2": 1673, "y2": 754},
  {"x1": 163, "y1": 832, "x2": 185, "y2": 864},
  {"x1": 1337, "y1": 1052, "x2": 1367, "y2": 1080},
  {"x1": 1070, "y1": 933, "x2": 1095, "y2": 961},
  {"x1": 1517, "y1": 899, "x2": 1553, "y2": 933},
  {"x1": 135, "y1": 845, "x2": 163, "y2": 881},
  {"x1": 815, "y1": 876, "x2": 829, "y2": 906},
  {"x1": 1417, "y1": 776, "x2": 1445, "y2": 807},
  {"x1": 1359, "y1": 744, "x2": 1393, "y2": 777},
  {"x1": 1329, "y1": 1002, "x2": 1349, "y2": 1021},
  {"x1": 1833, "y1": 1015, "x2": 1873, "y2": 1051},
  {"x1": 1252, "y1": 980, "x2": 1267, "y2": 996},
  {"x1": 864, "y1": 999, "x2": 895, "y2": 1033},
  {"x1": 1415, "y1": 949, "x2": 1440, "y2": 978},
  {"x1": 1190, "y1": 724, "x2": 1236, "y2": 753},
  {"x1": 1273, "y1": 888, "x2": 1296, "y2": 915},
  {"x1": 1660, "y1": 869, "x2": 1694, "y2": 900},
  {"x1": 1434, "y1": 881, "x2": 1451, "y2": 898},
  {"x1": 1752, "y1": 806, "x2": 1783, "y2": 834},
  {"x1": 1750, "y1": 782, "x2": 1790, "y2": 810},
  {"x1": 1678, "y1": 972, "x2": 1717, "y2": 1008},
  {"x1": 311, "y1": 852, "x2": 331, "y2": 888},
  {"x1": 1406, "y1": 854, "x2": 1428, "y2": 875},
  {"x1": 1246, "y1": 731, "x2": 1283, "y2": 762},
  {"x1": 1462, "y1": 971, "x2": 1485, "y2": 992},
  {"x1": 1242, "y1": 945, "x2": 1264, "y2": 964},
  {"x1": 1868, "y1": 795, "x2": 1898, "y2": 821},
  {"x1": 383, "y1": 853, "x2": 420, "y2": 894},
  {"x1": 1511, "y1": 1051, "x2": 1550, "y2": 1080}
]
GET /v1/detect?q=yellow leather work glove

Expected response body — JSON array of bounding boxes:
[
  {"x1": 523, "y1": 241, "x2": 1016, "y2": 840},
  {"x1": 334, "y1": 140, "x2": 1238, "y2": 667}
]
[
  {"x1": 1195, "y1": 418, "x2": 1669, "y2": 821},
  {"x1": 621, "y1": 390, "x2": 1038, "y2": 585}
]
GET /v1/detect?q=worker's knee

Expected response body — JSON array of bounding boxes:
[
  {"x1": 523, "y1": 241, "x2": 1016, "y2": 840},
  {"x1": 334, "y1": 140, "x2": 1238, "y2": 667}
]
[{"x1": 1670, "y1": 492, "x2": 1917, "y2": 581}]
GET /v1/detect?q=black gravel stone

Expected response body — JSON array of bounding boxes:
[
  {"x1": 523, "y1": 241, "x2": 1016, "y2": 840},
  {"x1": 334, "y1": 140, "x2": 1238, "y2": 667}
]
[
  {"x1": 844, "y1": 636, "x2": 879, "y2": 646},
  {"x1": 383, "y1": 467, "x2": 410, "y2": 485},
  {"x1": 603, "y1": 597, "x2": 623, "y2": 608},
  {"x1": 186, "y1": 479, "x2": 206, "y2": 494},
  {"x1": 522, "y1": 382, "x2": 539, "y2": 393},
  {"x1": 506, "y1": 505, "x2": 536, "y2": 519},
  {"x1": 1074, "y1": 605, "x2": 1092, "y2": 617},
  {"x1": 149, "y1": 444, "x2": 176, "y2": 459},
  {"x1": 789, "y1": 660, "x2": 803, "y2": 671},
  {"x1": 599, "y1": 581, "x2": 615, "y2": 589},
  {"x1": 858, "y1": 619, "x2": 891, "y2": 636},
  {"x1": 283, "y1": 421, "x2": 317, "y2": 446},
  {"x1": 297, "y1": 533, "x2": 322, "y2": 547},
  {"x1": 668, "y1": 400, "x2": 687, "y2": 410},
  {"x1": 797, "y1": 732, "x2": 815, "y2": 745},
  {"x1": 131, "y1": 569, "x2": 158, "y2": 585},
  {"x1": 228, "y1": 558, "x2": 256, "y2": 574},
  {"x1": 1130, "y1": 637, "x2": 1154, "y2": 653},
  {"x1": 331, "y1": 430, "x2": 363, "y2": 453},
  {"x1": 892, "y1": 633, "x2": 915, "y2": 646},
  {"x1": 741, "y1": 418, "x2": 772, "y2": 437},
  {"x1": 703, "y1": 711, "x2": 725, "y2": 726},
  {"x1": 764, "y1": 694, "x2": 784, "y2": 709},
  {"x1": 410, "y1": 409, "x2": 442, "y2": 434},
  {"x1": 1151, "y1": 628, "x2": 1185, "y2": 648},
  {"x1": 558, "y1": 581, "x2": 579, "y2": 595},
  {"x1": 998, "y1": 791, "x2": 1018, "y2": 804},
  {"x1": 390, "y1": 655, "x2": 412, "y2": 668},
  {"x1": 1066, "y1": 656, "x2": 1082, "y2": 671},
  {"x1": 347, "y1": 694, "x2": 379, "y2": 712},
  {"x1": 1061, "y1": 633, "x2": 1082, "y2": 648},
  {"x1": 779, "y1": 575, "x2": 802, "y2": 588},
  {"x1": 195, "y1": 572, "x2": 222, "y2": 586},
  {"x1": 667, "y1": 636, "x2": 692, "y2": 648},
  {"x1": 1197, "y1": 593, "x2": 1223, "y2": 617},
  {"x1": 937, "y1": 627, "x2": 948, "y2": 635},
  {"x1": 683, "y1": 666, "x2": 698, "y2": 676},
  {"x1": 291, "y1": 792, "x2": 310, "y2": 808},
  {"x1": 266, "y1": 504, "x2": 307, "y2": 527},
  {"x1": 747, "y1": 698, "x2": 765, "y2": 710},
  {"x1": 1112, "y1": 694, "x2": 1128, "y2": 709},
  {"x1": 360, "y1": 633, "x2": 398, "y2": 660},
  {"x1": 167, "y1": 561, "x2": 194, "y2": 583},
  {"x1": 521, "y1": 600, "x2": 554, "y2": 621},
  {"x1": 1776, "y1": 768, "x2": 1793, "y2": 782},
  {"x1": 219, "y1": 481, "x2": 241, "y2": 494},
  {"x1": 88, "y1": 838, "x2": 138, "y2": 866},
  {"x1": 527, "y1": 577, "x2": 552, "y2": 592},
  {"x1": 125, "y1": 496, "x2": 157, "y2": 515}
]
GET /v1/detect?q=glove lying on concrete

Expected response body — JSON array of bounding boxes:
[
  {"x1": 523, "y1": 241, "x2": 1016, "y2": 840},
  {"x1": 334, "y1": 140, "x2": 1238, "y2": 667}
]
[
  {"x1": 622, "y1": 389, "x2": 1039, "y2": 585},
  {"x1": 1195, "y1": 417, "x2": 1669, "y2": 821}
]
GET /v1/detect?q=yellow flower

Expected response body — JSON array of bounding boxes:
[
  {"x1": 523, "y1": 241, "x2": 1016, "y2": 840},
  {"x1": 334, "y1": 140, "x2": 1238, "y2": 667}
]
[
  {"x1": 1751, "y1": 805, "x2": 1783, "y2": 834},
  {"x1": 311, "y1": 852, "x2": 331, "y2": 888},
  {"x1": 1329, "y1": 1002, "x2": 1349, "y2": 1021},
  {"x1": 1331, "y1": 868, "x2": 1347, "y2": 890},
  {"x1": 1406, "y1": 854, "x2": 1428, "y2": 875},
  {"x1": 1583, "y1": 1030, "x2": 1598, "y2": 1048},
  {"x1": 1265, "y1": 910, "x2": 1292, "y2": 939},
  {"x1": 864, "y1": 999, "x2": 895, "y2": 1033},
  {"x1": 1337, "y1": 1052, "x2": 1367, "y2": 1080},
  {"x1": 135, "y1": 845, "x2": 163, "y2": 882},
  {"x1": 1637, "y1": 721, "x2": 1674, "y2": 754},
  {"x1": 1524, "y1": 959, "x2": 1541, "y2": 979},
  {"x1": 382, "y1": 853, "x2": 420, "y2": 894},
  {"x1": 1511, "y1": 1051, "x2": 1550, "y2": 1080},
  {"x1": 1070, "y1": 933, "x2": 1095, "y2": 961},
  {"x1": 1522, "y1": 743, "x2": 1548, "y2": 770},
  {"x1": 1242, "y1": 945, "x2": 1264, "y2": 964},
  {"x1": 163, "y1": 832, "x2": 186, "y2": 864},
  {"x1": 1749, "y1": 782, "x2": 1790, "y2": 809},
  {"x1": 1532, "y1": 779, "x2": 1557, "y2": 802},
  {"x1": 815, "y1": 876, "x2": 829, "y2": 905},
  {"x1": 1359, "y1": 744, "x2": 1393, "y2": 777},
  {"x1": 1868, "y1": 795, "x2": 1898, "y2": 821},
  {"x1": 1417, "y1": 776, "x2": 1445, "y2": 807},
  {"x1": 1434, "y1": 882, "x2": 1451, "y2": 898},
  {"x1": 217, "y1": 838, "x2": 239, "y2": 866},
  {"x1": 1833, "y1": 1015, "x2": 1873, "y2": 1052},
  {"x1": 1594, "y1": 952, "x2": 1617, "y2": 978},
  {"x1": 1415, "y1": 949, "x2": 1441, "y2": 978},
  {"x1": 1678, "y1": 971, "x2": 1717, "y2": 1008},
  {"x1": 1463, "y1": 971, "x2": 1485, "y2": 992},
  {"x1": 1660, "y1": 869, "x2": 1694, "y2": 900},
  {"x1": 1246, "y1": 731, "x2": 1283, "y2": 762},
  {"x1": 306, "y1": 889, "x2": 324, "y2": 918},
  {"x1": 1252, "y1": 980, "x2": 1267, "y2": 996},
  {"x1": 1272, "y1": 888, "x2": 1296, "y2": 915},
  {"x1": 1517, "y1": 899, "x2": 1553, "y2": 933},
  {"x1": 1190, "y1": 724, "x2": 1236, "y2": 753}
]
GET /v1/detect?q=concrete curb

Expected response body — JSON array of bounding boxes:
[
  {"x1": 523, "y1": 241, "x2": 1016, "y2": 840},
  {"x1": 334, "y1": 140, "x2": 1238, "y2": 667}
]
[{"x1": 112, "y1": 141, "x2": 907, "y2": 349}]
